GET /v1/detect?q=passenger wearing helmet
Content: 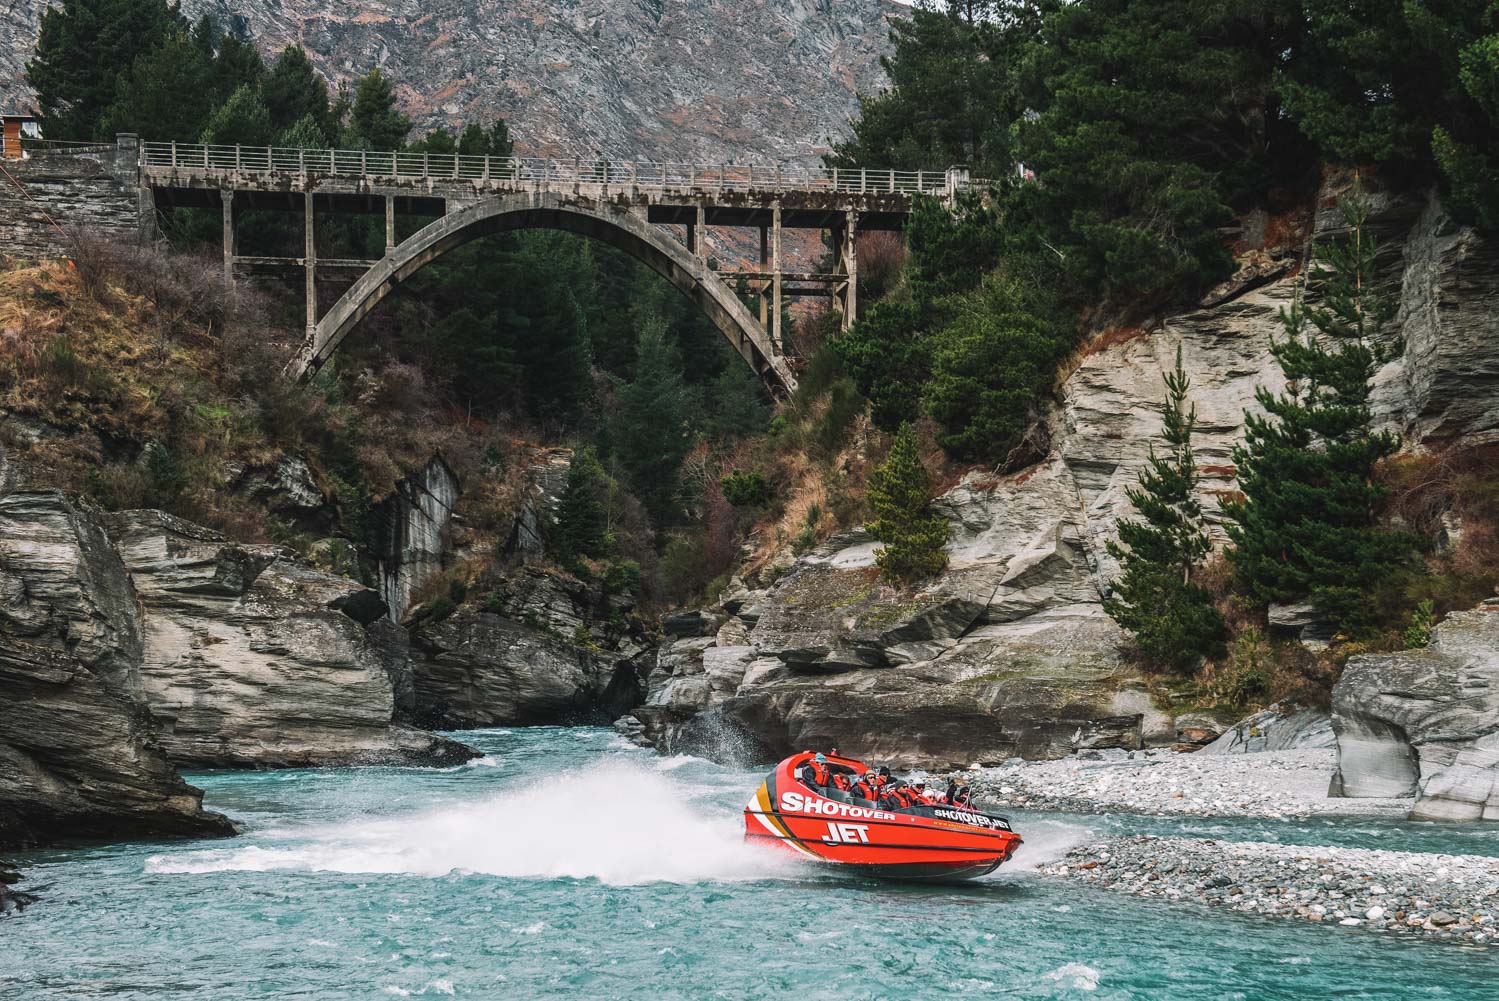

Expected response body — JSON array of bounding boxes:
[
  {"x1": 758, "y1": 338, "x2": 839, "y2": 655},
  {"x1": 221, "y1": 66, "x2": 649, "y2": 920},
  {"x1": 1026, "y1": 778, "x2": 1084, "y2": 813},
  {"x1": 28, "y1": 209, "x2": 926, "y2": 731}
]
[
  {"x1": 911, "y1": 779, "x2": 936, "y2": 805},
  {"x1": 798, "y1": 752, "x2": 831, "y2": 788}
]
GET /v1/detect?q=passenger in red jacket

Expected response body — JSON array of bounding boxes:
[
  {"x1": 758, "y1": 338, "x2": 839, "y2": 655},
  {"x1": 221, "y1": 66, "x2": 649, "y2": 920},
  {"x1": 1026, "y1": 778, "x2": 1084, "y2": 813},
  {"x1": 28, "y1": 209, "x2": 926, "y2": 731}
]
[{"x1": 850, "y1": 771, "x2": 879, "y2": 800}]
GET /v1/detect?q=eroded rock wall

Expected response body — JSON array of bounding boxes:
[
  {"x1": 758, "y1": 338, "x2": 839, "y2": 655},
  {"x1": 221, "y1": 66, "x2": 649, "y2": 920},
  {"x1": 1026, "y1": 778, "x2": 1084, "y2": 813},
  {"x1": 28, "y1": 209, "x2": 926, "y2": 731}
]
[
  {"x1": 0, "y1": 490, "x2": 232, "y2": 848},
  {"x1": 106, "y1": 509, "x2": 473, "y2": 769},
  {"x1": 1330, "y1": 600, "x2": 1499, "y2": 821}
]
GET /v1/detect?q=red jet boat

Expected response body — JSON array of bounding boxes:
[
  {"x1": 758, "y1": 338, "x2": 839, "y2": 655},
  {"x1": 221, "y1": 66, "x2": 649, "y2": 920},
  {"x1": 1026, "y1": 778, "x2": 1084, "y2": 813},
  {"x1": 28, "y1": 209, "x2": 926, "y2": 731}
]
[{"x1": 743, "y1": 750, "x2": 1022, "y2": 881}]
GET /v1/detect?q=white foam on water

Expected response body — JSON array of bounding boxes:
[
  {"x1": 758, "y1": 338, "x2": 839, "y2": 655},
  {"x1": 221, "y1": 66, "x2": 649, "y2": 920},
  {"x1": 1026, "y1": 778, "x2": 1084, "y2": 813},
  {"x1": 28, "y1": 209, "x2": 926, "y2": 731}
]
[
  {"x1": 1007, "y1": 818, "x2": 1096, "y2": 870},
  {"x1": 1043, "y1": 963, "x2": 1100, "y2": 991},
  {"x1": 147, "y1": 757, "x2": 798, "y2": 886}
]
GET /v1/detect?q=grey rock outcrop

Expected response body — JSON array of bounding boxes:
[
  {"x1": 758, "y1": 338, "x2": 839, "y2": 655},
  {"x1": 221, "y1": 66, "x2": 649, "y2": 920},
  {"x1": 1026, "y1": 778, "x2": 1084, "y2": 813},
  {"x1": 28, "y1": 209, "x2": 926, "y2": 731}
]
[
  {"x1": 1202, "y1": 703, "x2": 1335, "y2": 755},
  {"x1": 508, "y1": 447, "x2": 571, "y2": 560},
  {"x1": 106, "y1": 509, "x2": 474, "y2": 769},
  {"x1": 1330, "y1": 600, "x2": 1499, "y2": 821},
  {"x1": 410, "y1": 607, "x2": 642, "y2": 728},
  {"x1": 373, "y1": 455, "x2": 459, "y2": 623},
  {"x1": 0, "y1": 491, "x2": 233, "y2": 848}
]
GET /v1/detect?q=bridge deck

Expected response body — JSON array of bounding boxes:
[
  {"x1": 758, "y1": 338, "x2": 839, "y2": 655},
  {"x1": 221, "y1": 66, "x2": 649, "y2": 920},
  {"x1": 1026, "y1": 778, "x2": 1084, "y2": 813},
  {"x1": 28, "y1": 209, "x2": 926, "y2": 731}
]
[{"x1": 140, "y1": 143, "x2": 973, "y2": 230}]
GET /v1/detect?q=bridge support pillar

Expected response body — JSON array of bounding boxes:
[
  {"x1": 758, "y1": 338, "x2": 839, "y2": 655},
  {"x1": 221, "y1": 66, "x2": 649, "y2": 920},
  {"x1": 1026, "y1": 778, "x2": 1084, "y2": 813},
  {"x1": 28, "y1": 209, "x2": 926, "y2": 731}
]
[
  {"x1": 220, "y1": 190, "x2": 234, "y2": 283},
  {"x1": 384, "y1": 195, "x2": 395, "y2": 254},
  {"x1": 304, "y1": 189, "x2": 317, "y2": 337},
  {"x1": 841, "y1": 209, "x2": 858, "y2": 331},
  {"x1": 771, "y1": 202, "x2": 782, "y2": 352}
]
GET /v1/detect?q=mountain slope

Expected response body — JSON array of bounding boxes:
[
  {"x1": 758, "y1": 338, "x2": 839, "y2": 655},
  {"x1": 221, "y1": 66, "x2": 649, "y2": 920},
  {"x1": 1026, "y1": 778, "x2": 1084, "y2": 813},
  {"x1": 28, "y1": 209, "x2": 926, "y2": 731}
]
[{"x1": 2, "y1": 0, "x2": 900, "y2": 164}]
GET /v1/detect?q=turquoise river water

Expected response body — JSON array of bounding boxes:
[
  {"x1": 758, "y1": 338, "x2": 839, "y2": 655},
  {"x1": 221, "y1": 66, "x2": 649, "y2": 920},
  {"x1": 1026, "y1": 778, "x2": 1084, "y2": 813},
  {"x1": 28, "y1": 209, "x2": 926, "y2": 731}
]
[{"x1": 3, "y1": 727, "x2": 1499, "y2": 1000}]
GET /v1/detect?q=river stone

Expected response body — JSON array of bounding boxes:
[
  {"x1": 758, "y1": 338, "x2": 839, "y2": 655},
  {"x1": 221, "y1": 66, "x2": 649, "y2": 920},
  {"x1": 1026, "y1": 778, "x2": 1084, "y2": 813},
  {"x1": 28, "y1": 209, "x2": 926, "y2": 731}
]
[
  {"x1": 1330, "y1": 600, "x2": 1499, "y2": 819},
  {"x1": 0, "y1": 491, "x2": 234, "y2": 847},
  {"x1": 105, "y1": 509, "x2": 474, "y2": 769}
]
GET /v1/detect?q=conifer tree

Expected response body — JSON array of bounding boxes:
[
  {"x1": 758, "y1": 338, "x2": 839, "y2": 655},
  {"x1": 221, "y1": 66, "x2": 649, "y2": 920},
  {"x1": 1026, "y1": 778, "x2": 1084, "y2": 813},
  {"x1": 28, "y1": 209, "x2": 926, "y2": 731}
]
[
  {"x1": 1104, "y1": 346, "x2": 1224, "y2": 672},
  {"x1": 347, "y1": 69, "x2": 411, "y2": 150},
  {"x1": 1223, "y1": 194, "x2": 1412, "y2": 633},
  {"x1": 867, "y1": 423, "x2": 949, "y2": 585},
  {"x1": 551, "y1": 447, "x2": 611, "y2": 570},
  {"x1": 609, "y1": 317, "x2": 694, "y2": 526},
  {"x1": 27, "y1": 0, "x2": 183, "y2": 139}
]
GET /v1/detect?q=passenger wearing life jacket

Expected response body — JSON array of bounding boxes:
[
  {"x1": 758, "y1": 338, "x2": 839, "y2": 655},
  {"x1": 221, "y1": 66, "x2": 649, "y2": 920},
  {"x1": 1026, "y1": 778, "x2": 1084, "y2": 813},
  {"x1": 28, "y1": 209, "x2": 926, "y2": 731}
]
[
  {"x1": 798, "y1": 752, "x2": 831, "y2": 789},
  {"x1": 830, "y1": 770, "x2": 853, "y2": 792},
  {"x1": 873, "y1": 766, "x2": 892, "y2": 794},
  {"x1": 911, "y1": 779, "x2": 936, "y2": 805},
  {"x1": 850, "y1": 770, "x2": 879, "y2": 800}
]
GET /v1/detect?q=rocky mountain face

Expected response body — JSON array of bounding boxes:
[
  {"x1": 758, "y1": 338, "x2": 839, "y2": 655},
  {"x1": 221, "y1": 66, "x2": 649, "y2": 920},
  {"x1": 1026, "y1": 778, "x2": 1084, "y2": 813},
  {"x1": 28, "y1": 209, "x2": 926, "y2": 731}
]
[
  {"x1": 629, "y1": 175, "x2": 1499, "y2": 780},
  {"x1": 2, "y1": 0, "x2": 899, "y2": 167}
]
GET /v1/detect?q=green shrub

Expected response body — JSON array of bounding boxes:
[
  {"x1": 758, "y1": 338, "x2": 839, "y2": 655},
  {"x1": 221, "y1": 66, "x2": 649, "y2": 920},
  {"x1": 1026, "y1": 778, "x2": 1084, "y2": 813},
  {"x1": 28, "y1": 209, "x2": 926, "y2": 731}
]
[
  {"x1": 602, "y1": 559, "x2": 642, "y2": 596},
  {"x1": 1403, "y1": 599, "x2": 1437, "y2": 649},
  {"x1": 721, "y1": 469, "x2": 774, "y2": 508}
]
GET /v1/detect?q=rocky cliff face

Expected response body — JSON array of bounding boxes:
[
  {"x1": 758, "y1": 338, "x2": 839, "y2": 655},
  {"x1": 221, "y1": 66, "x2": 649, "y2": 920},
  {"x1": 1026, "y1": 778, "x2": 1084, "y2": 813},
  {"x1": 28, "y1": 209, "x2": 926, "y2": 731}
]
[
  {"x1": 2, "y1": 0, "x2": 898, "y2": 167},
  {"x1": 0, "y1": 489, "x2": 233, "y2": 848},
  {"x1": 373, "y1": 455, "x2": 459, "y2": 623},
  {"x1": 409, "y1": 565, "x2": 648, "y2": 727},
  {"x1": 634, "y1": 178, "x2": 1499, "y2": 769},
  {"x1": 106, "y1": 509, "x2": 473, "y2": 769},
  {"x1": 1330, "y1": 600, "x2": 1499, "y2": 822}
]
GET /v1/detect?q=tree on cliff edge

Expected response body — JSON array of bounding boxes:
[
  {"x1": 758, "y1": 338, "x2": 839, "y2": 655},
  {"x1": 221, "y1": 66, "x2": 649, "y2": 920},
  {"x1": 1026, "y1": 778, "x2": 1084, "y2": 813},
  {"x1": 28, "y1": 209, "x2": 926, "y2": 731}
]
[
  {"x1": 1223, "y1": 193, "x2": 1413, "y2": 634},
  {"x1": 1104, "y1": 346, "x2": 1224, "y2": 672},
  {"x1": 867, "y1": 423, "x2": 949, "y2": 586}
]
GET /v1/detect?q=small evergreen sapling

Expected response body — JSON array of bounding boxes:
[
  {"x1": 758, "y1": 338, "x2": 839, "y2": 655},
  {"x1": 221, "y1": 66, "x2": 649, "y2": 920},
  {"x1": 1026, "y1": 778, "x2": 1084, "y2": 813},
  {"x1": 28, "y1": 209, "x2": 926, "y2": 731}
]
[
  {"x1": 866, "y1": 423, "x2": 949, "y2": 585},
  {"x1": 1223, "y1": 194, "x2": 1412, "y2": 634},
  {"x1": 1103, "y1": 346, "x2": 1224, "y2": 672}
]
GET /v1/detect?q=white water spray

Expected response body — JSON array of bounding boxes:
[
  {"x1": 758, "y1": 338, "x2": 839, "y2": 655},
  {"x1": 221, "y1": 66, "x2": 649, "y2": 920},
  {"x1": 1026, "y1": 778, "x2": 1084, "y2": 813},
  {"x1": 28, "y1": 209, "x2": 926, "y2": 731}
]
[{"x1": 149, "y1": 757, "x2": 799, "y2": 885}]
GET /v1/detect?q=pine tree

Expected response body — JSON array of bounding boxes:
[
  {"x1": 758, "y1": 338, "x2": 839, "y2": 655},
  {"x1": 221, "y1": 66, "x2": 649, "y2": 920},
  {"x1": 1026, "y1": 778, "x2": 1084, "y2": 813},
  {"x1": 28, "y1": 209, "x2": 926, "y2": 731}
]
[
  {"x1": 200, "y1": 83, "x2": 273, "y2": 146},
  {"x1": 551, "y1": 447, "x2": 611, "y2": 569},
  {"x1": 346, "y1": 69, "x2": 411, "y2": 150},
  {"x1": 1223, "y1": 194, "x2": 1412, "y2": 634},
  {"x1": 609, "y1": 317, "x2": 694, "y2": 526},
  {"x1": 867, "y1": 423, "x2": 949, "y2": 585},
  {"x1": 101, "y1": 29, "x2": 217, "y2": 140},
  {"x1": 27, "y1": 0, "x2": 183, "y2": 139},
  {"x1": 263, "y1": 46, "x2": 334, "y2": 136},
  {"x1": 1104, "y1": 346, "x2": 1224, "y2": 672}
]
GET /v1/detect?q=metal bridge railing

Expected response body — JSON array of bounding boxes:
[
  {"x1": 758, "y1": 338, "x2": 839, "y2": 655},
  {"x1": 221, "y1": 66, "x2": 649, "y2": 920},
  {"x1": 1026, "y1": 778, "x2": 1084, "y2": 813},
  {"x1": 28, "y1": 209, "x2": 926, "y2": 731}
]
[{"x1": 139, "y1": 141, "x2": 975, "y2": 195}]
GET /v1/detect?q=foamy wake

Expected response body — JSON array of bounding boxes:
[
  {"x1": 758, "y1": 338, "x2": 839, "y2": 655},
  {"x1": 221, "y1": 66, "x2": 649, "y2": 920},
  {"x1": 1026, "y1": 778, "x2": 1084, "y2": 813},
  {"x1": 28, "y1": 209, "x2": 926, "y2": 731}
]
[
  {"x1": 1005, "y1": 818, "x2": 1095, "y2": 871},
  {"x1": 147, "y1": 758, "x2": 800, "y2": 885}
]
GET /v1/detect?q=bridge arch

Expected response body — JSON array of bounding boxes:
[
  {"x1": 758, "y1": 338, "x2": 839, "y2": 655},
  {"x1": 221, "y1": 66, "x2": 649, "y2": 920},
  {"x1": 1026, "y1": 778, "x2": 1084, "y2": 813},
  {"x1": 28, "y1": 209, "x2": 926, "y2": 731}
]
[{"x1": 290, "y1": 192, "x2": 796, "y2": 392}]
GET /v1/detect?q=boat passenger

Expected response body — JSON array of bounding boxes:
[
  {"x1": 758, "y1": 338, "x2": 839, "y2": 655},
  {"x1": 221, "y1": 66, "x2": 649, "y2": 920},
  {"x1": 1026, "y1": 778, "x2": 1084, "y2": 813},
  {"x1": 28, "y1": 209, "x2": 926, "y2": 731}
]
[
  {"x1": 911, "y1": 780, "x2": 936, "y2": 804},
  {"x1": 874, "y1": 766, "x2": 892, "y2": 792},
  {"x1": 850, "y1": 771, "x2": 879, "y2": 800},
  {"x1": 830, "y1": 770, "x2": 853, "y2": 792},
  {"x1": 798, "y1": 752, "x2": 831, "y2": 788}
]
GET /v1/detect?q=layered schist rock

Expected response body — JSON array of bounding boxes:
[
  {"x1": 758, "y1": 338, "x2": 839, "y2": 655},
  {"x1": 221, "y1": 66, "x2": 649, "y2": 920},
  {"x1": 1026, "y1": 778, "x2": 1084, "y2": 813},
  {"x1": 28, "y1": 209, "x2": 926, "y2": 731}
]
[
  {"x1": 373, "y1": 455, "x2": 459, "y2": 623},
  {"x1": 637, "y1": 179, "x2": 1499, "y2": 768},
  {"x1": 106, "y1": 510, "x2": 474, "y2": 769},
  {"x1": 0, "y1": 490, "x2": 233, "y2": 848},
  {"x1": 408, "y1": 566, "x2": 647, "y2": 728},
  {"x1": 1330, "y1": 600, "x2": 1499, "y2": 822}
]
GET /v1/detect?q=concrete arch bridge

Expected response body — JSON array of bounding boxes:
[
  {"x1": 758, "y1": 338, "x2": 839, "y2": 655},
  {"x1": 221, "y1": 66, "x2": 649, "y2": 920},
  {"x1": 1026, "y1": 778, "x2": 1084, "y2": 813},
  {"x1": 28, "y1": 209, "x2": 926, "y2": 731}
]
[{"x1": 138, "y1": 142, "x2": 977, "y2": 393}]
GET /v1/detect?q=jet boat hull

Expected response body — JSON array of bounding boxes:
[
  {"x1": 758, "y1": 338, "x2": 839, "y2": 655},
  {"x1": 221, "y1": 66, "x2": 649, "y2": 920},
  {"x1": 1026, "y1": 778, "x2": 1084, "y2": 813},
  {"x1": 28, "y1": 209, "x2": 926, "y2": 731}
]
[{"x1": 743, "y1": 752, "x2": 1022, "y2": 881}]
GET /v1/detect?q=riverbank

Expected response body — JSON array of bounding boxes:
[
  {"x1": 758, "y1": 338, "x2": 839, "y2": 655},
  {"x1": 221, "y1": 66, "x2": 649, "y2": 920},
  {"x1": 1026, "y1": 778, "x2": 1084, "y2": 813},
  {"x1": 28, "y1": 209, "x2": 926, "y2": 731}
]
[
  {"x1": 1042, "y1": 835, "x2": 1499, "y2": 948},
  {"x1": 969, "y1": 747, "x2": 1413, "y2": 820}
]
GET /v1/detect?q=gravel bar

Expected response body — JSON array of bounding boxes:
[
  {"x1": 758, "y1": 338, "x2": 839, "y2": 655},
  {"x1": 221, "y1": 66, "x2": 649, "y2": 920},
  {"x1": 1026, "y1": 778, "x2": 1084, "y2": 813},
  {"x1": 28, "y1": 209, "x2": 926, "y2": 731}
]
[
  {"x1": 969, "y1": 748, "x2": 1412, "y2": 820},
  {"x1": 1043, "y1": 835, "x2": 1499, "y2": 947}
]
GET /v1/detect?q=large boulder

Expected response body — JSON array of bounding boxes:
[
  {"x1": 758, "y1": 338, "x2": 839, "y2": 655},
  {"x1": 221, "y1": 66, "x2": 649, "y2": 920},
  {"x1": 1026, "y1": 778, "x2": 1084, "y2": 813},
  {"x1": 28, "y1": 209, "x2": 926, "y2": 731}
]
[
  {"x1": 0, "y1": 491, "x2": 234, "y2": 847},
  {"x1": 410, "y1": 607, "x2": 643, "y2": 727},
  {"x1": 1202, "y1": 703, "x2": 1335, "y2": 754},
  {"x1": 105, "y1": 510, "x2": 473, "y2": 769},
  {"x1": 1330, "y1": 600, "x2": 1499, "y2": 820}
]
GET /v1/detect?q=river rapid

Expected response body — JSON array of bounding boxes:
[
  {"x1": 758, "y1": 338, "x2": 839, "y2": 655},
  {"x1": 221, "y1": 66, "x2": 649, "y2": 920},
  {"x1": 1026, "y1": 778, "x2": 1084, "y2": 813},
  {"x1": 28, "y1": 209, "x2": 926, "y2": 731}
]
[{"x1": 3, "y1": 728, "x2": 1497, "y2": 1000}]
